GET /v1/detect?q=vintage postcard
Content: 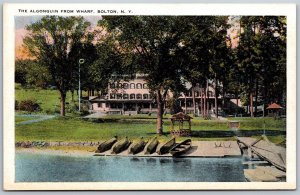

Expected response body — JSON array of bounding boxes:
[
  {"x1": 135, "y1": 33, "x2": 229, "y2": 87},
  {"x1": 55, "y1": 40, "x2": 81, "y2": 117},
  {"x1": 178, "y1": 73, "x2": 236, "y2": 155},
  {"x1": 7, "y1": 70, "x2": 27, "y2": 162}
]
[{"x1": 3, "y1": 3, "x2": 296, "y2": 190}]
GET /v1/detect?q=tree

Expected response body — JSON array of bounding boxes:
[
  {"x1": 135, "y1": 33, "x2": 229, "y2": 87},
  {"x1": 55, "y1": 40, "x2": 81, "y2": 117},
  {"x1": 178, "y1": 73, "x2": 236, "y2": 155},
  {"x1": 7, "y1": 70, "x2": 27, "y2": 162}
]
[
  {"x1": 179, "y1": 16, "x2": 230, "y2": 118},
  {"x1": 237, "y1": 16, "x2": 286, "y2": 117},
  {"x1": 15, "y1": 59, "x2": 52, "y2": 88},
  {"x1": 23, "y1": 16, "x2": 93, "y2": 116},
  {"x1": 99, "y1": 16, "x2": 188, "y2": 134},
  {"x1": 87, "y1": 31, "x2": 131, "y2": 96}
]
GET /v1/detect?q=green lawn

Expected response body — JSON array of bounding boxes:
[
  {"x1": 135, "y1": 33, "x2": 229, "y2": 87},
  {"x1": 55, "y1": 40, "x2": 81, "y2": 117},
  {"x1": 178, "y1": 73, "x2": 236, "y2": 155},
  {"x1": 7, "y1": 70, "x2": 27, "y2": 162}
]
[
  {"x1": 16, "y1": 116, "x2": 286, "y2": 143},
  {"x1": 15, "y1": 86, "x2": 286, "y2": 144},
  {"x1": 99, "y1": 116, "x2": 285, "y2": 131},
  {"x1": 15, "y1": 87, "x2": 88, "y2": 114}
]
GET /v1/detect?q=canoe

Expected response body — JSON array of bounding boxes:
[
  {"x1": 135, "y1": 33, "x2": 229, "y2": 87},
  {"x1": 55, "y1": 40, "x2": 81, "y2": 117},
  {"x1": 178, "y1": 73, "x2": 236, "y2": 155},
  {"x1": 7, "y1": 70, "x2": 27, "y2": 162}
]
[
  {"x1": 157, "y1": 137, "x2": 176, "y2": 155},
  {"x1": 111, "y1": 137, "x2": 131, "y2": 154},
  {"x1": 97, "y1": 136, "x2": 118, "y2": 153},
  {"x1": 129, "y1": 137, "x2": 147, "y2": 155},
  {"x1": 169, "y1": 139, "x2": 192, "y2": 157},
  {"x1": 144, "y1": 137, "x2": 159, "y2": 155}
]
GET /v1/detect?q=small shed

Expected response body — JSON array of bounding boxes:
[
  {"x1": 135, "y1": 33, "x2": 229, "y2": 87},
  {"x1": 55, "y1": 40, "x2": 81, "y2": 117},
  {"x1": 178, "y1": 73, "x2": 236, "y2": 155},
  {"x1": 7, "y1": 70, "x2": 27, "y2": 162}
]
[
  {"x1": 170, "y1": 112, "x2": 193, "y2": 137},
  {"x1": 266, "y1": 103, "x2": 283, "y2": 117}
]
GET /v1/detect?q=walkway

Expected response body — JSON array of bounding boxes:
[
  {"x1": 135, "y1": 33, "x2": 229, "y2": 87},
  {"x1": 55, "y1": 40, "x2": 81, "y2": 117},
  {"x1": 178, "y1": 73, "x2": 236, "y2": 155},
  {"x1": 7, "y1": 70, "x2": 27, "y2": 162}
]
[
  {"x1": 83, "y1": 112, "x2": 107, "y2": 118},
  {"x1": 210, "y1": 113, "x2": 228, "y2": 121},
  {"x1": 16, "y1": 114, "x2": 56, "y2": 126}
]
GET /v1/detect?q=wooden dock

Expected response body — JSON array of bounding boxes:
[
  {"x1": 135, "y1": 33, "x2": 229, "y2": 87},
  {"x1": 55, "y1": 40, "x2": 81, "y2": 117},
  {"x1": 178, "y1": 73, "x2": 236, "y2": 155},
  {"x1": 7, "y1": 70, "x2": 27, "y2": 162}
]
[
  {"x1": 244, "y1": 166, "x2": 286, "y2": 182},
  {"x1": 94, "y1": 141, "x2": 241, "y2": 158},
  {"x1": 237, "y1": 137, "x2": 286, "y2": 171}
]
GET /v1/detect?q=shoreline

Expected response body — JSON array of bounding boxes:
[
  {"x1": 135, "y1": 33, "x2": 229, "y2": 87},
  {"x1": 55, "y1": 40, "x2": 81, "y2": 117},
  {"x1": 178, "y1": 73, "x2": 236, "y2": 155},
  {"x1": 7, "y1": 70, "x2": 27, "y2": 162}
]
[
  {"x1": 16, "y1": 140, "x2": 242, "y2": 158},
  {"x1": 16, "y1": 147, "x2": 95, "y2": 157}
]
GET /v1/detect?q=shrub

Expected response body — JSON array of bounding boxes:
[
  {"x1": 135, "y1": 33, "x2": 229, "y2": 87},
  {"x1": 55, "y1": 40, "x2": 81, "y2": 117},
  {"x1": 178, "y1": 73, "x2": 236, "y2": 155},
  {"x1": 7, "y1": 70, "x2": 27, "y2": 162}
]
[
  {"x1": 15, "y1": 100, "x2": 19, "y2": 110},
  {"x1": 19, "y1": 99, "x2": 41, "y2": 112},
  {"x1": 45, "y1": 108, "x2": 54, "y2": 115}
]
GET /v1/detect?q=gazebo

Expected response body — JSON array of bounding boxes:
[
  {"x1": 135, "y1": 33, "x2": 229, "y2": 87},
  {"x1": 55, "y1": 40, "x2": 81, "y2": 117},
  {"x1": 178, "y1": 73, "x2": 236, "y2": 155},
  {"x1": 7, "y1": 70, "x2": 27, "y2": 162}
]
[
  {"x1": 170, "y1": 112, "x2": 193, "y2": 137},
  {"x1": 266, "y1": 103, "x2": 283, "y2": 117}
]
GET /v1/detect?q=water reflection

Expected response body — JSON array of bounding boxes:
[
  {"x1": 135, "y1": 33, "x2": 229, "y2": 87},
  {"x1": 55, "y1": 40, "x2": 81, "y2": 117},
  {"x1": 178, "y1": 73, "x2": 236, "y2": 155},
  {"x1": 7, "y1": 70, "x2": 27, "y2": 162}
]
[
  {"x1": 159, "y1": 158, "x2": 172, "y2": 163},
  {"x1": 16, "y1": 153, "x2": 245, "y2": 182}
]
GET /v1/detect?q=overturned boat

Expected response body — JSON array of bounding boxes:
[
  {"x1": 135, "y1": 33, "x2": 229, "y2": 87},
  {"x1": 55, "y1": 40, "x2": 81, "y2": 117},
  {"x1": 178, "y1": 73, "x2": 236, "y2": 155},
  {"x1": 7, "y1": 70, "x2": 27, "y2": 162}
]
[
  {"x1": 112, "y1": 137, "x2": 131, "y2": 154},
  {"x1": 170, "y1": 139, "x2": 192, "y2": 157},
  {"x1": 144, "y1": 137, "x2": 159, "y2": 155},
  {"x1": 157, "y1": 137, "x2": 176, "y2": 155},
  {"x1": 129, "y1": 137, "x2": 147, "y2": 155},
  {"x1": 96, "y1": 136, "x2": 118, "y2": 153}
]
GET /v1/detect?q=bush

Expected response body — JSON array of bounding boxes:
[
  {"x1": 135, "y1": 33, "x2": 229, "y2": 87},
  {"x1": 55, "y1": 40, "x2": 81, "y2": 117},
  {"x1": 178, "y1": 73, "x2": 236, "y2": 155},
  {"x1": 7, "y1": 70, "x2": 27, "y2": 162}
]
[
  {"x1": 45, "y1": 108, "x2": 54, "y2": 115},
  {"x1": 15, "y1": 100, "x2": 19, "y2": 110},
  {"x1": 19, "y1": 99, "x2": 41, "y2": 112}
]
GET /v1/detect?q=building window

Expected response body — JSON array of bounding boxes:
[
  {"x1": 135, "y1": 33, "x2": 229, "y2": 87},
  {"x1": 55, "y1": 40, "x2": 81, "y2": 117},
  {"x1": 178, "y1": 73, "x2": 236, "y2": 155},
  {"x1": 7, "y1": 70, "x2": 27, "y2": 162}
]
[
  {"x1": 136, "y1": 94, "x2": 142, "y2": 99},
  {"x1": 110, "y1": 83, "x2": 115, "y2": 89},
  {"x1": 143, "y1": 83, "x2": 148, "y2": 89},
  {"x1": 117, "y1": 93, "x2": 122, "y2": 99},
  {"x1": 123, "y1": 83, "x2": 129, "y2": 89},
  {"x1": 143, "y1": 94, "x2": 149, "y2": 99},
  {"x1": 130, "y1": 94, "x2": 135, "y2": 99},
  {"x1": 195, "y1": 91, "x2": 200, "y2": 97},
  {"x1": 208, "y1": 91, "x2": 214, "y2": 97},
  {"x1": 136, "y1": 83, "x2": 142, "y2": 89},
  {"x1": 130, "y1": 83, "x2": 135, "y2": 89},
  {"x1": 123, "y1": 94, "x2": 129, "y2": 99},
  {"x1": 98, "y1": 103, "x2": 101, "y2": 108},
  {"x1": 117, "y1": 83, "x2": 123, "y2": 89},
  {"x1": 110, "y1": 94, "x2": 116, "y2": 99}
]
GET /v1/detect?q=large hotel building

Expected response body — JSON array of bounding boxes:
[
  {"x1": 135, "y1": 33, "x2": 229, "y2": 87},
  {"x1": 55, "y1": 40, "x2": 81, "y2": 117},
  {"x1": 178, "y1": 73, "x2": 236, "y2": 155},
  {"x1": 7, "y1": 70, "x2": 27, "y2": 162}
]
[{"x1": 88, "y1": 74, "x2": 240, "y2": 115}]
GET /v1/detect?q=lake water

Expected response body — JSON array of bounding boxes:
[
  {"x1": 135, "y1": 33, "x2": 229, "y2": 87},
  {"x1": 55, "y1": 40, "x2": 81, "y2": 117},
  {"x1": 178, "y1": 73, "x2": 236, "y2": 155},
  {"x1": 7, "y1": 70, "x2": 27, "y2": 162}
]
[{"x1": 16, "y1": 153, "x2": 246, "y2": 182}]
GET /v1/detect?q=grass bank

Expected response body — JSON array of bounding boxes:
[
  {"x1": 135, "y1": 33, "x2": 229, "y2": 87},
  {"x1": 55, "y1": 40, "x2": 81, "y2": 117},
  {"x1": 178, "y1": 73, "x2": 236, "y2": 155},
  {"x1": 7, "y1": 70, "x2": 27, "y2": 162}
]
[
  {"x1": 16, "y1": 116, "x2": 285, "y2": 143},
  {"x1": 15, "y1": 86, "x2": 88, "y2": 114}
]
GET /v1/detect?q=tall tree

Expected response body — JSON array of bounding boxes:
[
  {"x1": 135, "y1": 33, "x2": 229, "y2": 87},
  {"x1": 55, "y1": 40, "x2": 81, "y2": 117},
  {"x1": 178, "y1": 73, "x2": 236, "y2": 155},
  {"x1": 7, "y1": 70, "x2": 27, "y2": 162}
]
[
  {"x1": 23, "y1": 16, "x2": 93, "y2": 116},
  {"x1": 237, "y1": 16, "x2": 286, "y2": 116},
  {"x1": 99, "y1": 16, "x2": 187, "y2": 134},
  {"x1": 179, "y1": 16, "x2": 230, "y2": 118}
]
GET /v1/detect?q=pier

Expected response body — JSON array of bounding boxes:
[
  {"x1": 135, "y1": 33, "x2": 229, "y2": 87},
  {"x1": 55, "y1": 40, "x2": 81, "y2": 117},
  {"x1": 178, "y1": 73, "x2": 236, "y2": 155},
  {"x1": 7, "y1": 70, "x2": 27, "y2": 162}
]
[
  {"x1": 237, "y1": 136, "x2": 286, "y2": 182},
  {"x1": 237, "y1": 137, "x2": 286, "y2": 171}
]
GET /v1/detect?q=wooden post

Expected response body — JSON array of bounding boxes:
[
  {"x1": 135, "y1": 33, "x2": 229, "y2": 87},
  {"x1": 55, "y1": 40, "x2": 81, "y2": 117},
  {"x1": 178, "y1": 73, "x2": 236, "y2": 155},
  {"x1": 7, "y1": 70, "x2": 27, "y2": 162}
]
[
  {"x1": 214, "y1": 77, "x2": 218, "y2": 118},
  {"x1": 206, "y1": 80, "x2": 209, "y2": 116},
  {"x1": 192, "y1": 86, "x2": 196, "y2": 117},
  {"x1": 200, "y1": 88, "x2": 203, "y2": 117},
  {"x1": 184, "y1": 94, "x2": 187, "y2": 114},
  {"x1": 250, "y1": 92, "x2": 254, "y2": 117}
]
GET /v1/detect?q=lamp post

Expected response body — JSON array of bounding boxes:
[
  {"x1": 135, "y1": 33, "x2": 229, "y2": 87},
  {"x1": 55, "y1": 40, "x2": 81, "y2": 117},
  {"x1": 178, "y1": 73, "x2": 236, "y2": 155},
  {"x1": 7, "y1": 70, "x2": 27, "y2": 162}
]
[{"x1": 78, "y1": 58, "x2": 85, "y2": 112}]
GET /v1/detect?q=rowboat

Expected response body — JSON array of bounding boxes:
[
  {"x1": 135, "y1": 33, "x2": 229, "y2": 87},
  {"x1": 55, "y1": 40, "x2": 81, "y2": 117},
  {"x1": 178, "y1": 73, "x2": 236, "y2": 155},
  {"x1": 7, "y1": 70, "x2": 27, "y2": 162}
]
[
  {"x1": 129, "y1": 137, "x2": 147, "y2": 154},
  {"x1": 144, "y1": 137, "x2": 159, "y2": 154},
  {"x1": 111, "y1": 137, "x2": 131, "y2": 154},
  {"x1": 157, "y1": 137, "x2": 176, "y2": 155},
  {"x1": 169, "y1": 139, "x2": 192, "y2": 157},
  {"x1": 96, "y1": 136, "x2": 118, "y2": 153}
]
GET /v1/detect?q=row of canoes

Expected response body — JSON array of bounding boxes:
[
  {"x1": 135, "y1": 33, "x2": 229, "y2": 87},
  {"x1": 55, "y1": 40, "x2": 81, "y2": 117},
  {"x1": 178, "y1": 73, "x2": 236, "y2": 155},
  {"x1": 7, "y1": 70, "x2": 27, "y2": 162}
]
[{"x1": 95, "y1": 136, "x2": 192, "y2": 157}]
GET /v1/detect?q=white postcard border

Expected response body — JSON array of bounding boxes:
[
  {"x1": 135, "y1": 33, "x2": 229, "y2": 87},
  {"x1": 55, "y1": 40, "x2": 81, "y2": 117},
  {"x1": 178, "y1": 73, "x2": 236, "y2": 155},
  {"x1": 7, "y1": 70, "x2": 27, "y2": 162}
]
[{"x1": 3, "y1": 3, "x2": 297, "y2": 190}]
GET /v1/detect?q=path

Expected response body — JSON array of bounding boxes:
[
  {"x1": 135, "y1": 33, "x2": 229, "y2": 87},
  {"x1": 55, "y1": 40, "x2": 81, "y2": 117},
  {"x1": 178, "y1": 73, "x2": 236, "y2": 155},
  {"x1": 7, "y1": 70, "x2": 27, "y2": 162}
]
[
  {"x1": 210, "y1": 113, "x2": 228, "y2": 121},
  {"x1": 16, "y1": 114, "x2": 56, "y2": 126},
  {"x1": 83, "y1": 112, "x2": 107, "y2": 118}
]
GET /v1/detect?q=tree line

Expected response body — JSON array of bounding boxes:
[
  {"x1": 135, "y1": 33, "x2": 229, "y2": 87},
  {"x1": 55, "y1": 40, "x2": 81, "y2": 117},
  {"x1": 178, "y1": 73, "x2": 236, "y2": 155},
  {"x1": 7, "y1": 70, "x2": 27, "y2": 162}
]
[{"x1": 16, "y1": 16, "x2": 286, "y2": 134}]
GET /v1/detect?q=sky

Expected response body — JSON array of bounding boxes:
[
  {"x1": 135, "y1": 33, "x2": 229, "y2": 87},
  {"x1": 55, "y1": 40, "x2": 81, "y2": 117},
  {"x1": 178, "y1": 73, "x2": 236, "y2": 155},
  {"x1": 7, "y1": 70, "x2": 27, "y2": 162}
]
[
  {"x1": 15, "y1": 16, "x2": 102, "y2": 59},
  {"x1": 15, "y1": 16, "x2": 239, "y2": 59}
]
